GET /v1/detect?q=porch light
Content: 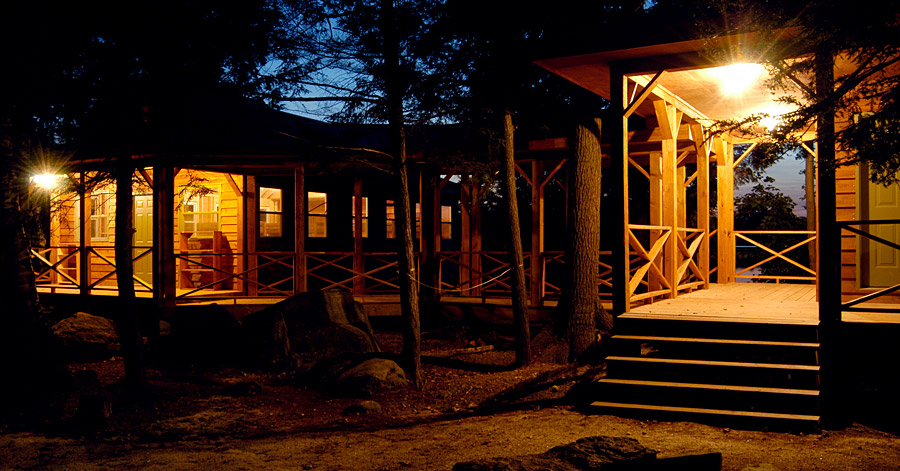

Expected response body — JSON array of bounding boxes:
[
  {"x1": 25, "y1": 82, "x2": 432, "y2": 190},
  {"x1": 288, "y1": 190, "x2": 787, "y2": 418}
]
[
  {"x1": 759, "y1": 115, "x2": 780, "y2": 132},
  {"x1": 32, "y1": 173, "x2": 62, "y2": 190},
  {"x1": 712, "y1": 63, "x2": 765, "y2": 96}
]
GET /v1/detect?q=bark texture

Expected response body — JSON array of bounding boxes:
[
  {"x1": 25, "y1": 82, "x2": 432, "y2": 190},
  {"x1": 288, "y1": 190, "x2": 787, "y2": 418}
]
[
  {"x1": 114, "y1": 159, "x2": 148, "y2": 394},
  {"x1": 381, "y1": 0, "x2": 422, "y2": 388},
  {"x1": 566, "y1": 116, "x2": 604, "y2": 361},
  {"x1": 501, "y1": 110, "x2": 532, "y2": 366}
]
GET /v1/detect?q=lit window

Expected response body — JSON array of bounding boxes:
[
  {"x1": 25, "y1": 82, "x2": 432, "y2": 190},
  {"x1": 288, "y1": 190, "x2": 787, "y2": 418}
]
[
  {"x1": 386, "y1": 200, "x2": 395, "y2": 238},
  {"x1": 181, "y1": 189, "x2": 220, "y2": 236},
  {"x1": 352, "y1": 196, "x2": 368, "y2": 238},
  {"x1": 90, "y1": 194, "x2": 110, "y2": 241},
  {"x1": 308, "y1": 192, "x2": 327, "y2": 238},
  {"x1": 259, "y1": 187, "x2": 283, "y2": 237},
  {"x1": 441, "y1": 205, "x2": 452, "y2": 239}
]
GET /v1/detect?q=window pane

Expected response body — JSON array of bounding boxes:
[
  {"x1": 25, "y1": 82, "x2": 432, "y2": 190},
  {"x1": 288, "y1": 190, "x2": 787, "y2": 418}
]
[
  {"x1": 352, "y1": 196, "x2": 369, "y2": 238},
  {"x1": 308, "y1": 192, "x2": 327, "y2": 237},
  {"x1": 259, "y1": 187, "x2": 283, "y2": 238},
  {"x1": 386, "y1": 200, "x2": 395, "y2": 238},
  {"x1": 441, "y1": 205, "x2": 452, "y2": 239}
]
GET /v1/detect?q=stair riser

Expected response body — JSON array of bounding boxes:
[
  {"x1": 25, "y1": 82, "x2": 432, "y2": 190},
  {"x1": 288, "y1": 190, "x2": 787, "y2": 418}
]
[
  {"x1": 614, "y1": 318, "x2": 819, "y2": 343},
  {"x1": 605, "y1": 360, "x2": 820, "y2": 389},
  {"x1": 593, "y1": 383, "x2": 820, "y2": 416},
  {"x1": 610, "y1": 341, "x2": 819, "y2": 365}
]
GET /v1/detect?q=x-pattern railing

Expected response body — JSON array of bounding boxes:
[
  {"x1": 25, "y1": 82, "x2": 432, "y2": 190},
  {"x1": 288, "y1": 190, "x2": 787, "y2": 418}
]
[
  {"x1": 735, "y1": 230, "x2": 816, "y2": 283},
  {"x1": 174, "y1": 251, "x2": 293, "y2": 297},
  {"x1": 31, "y1": 245, "x2": 153, "y2": 292},
  {"x1": 541, "y1": 251, "x2": 614, "y2": 300},
  {"x1": 839, "y1": 220, "x2": 900, "y2": 315},
  {"x1": 627, "y1": 224, "x2": 672, "y2": 301},
  {"x1": 437, "y1": 251, "x2": 530, "y2": 296}
]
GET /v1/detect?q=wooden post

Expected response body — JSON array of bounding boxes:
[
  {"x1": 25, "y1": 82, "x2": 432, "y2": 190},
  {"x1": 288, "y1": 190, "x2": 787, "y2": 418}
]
[
  {"x1": 610, "y1": 64, "x2": 630, "y2": 315},
  {"x1": 460, "y1": 183, "x2": 471, "y2": 295},
  {"x1": 471, "y1": 184, "x2": 483, "y2": 297},
  {"x1": 654, "y1": 100, "x2": 683, "y2": 298},
  {"x1": 294, "y1": 166, "x2": 307, "y2": 294},
  {"x1": 353, "y1": 177, "x2": 364, "y2": 296},
  {"x1": 235, "y1": 174, "x2": 244, "y2": 292},
  {"x1": 153, "y1": 166, "x2": 175, "y2": 308},
  {"x1": 692, "y1": 124, "x2": 711, "y2": 289},
  {"x1": 79, "y1": 172, "x2": 90, "y2": 296},
  {"x1": 244, "y1": 175, "x2": 258, "y2": 296},
  {"x1": 530, "y1": 160, "x2": 544, "y2": 307},
  {"x1": 649, "y1": 151, "x2": 663, "y2": 293},
  {"x1": 715, "y1": 136, "x2": 735, "y2": 283},
  {"x1": 815, "y1": 49, "x2": 844, "y2": 426},
  {"x1": 431, "y1": 173, "x2": 442, "y2": 302}
]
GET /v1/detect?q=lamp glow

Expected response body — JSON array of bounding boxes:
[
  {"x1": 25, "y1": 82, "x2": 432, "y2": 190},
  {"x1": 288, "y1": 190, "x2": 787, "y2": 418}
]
[
  {"x1": 759, "y1": 116, "x2": 780, "y2": 132},
  {"x1": 713, "y1": 63, "x2": 765, "y2": 96},
  {"x1": 33, "y1": 174, "x2": 60, "y2": 190}
]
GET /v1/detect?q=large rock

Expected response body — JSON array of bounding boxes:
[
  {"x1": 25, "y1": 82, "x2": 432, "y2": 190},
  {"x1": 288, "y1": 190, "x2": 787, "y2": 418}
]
[
  {"x1": 241, "y1": 289, "x2": 380, "y2": 370},
  {"x1": 334, "y1": 358, "x2": 408, "y2": 396},
  {"x1": 52, "y1": 312, "x2": 119, "y2": 362},
  {"x1": 452, "y1": 436, "x2": 656, "y2": 471}
]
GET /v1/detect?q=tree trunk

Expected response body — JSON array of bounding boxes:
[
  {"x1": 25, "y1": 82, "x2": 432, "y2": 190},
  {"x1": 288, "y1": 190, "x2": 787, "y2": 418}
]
[
  {"x1": 114, "y1": 158, "x2": 148, "y2": 394},
  {"x1": 501, "y1": 110, "x2": 532, "y2": 366},
  {"x1": 566, "y1": 115, "x2": 604, "y2": 362},
  {"x1": 381, "y1": 0, "x2": 422, "y2": 388},
  {"x1": 805, "y1": 148, "x2": 817, "y2": 272}
]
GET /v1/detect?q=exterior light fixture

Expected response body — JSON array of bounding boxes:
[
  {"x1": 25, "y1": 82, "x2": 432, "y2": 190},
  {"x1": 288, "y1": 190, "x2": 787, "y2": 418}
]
[
  {"x1": 759, "y1": 116, "x2": 780, "y2": 132},
  {"x1": 32, "y1": 173, "x2": 61, "y2": 190},
  {"x1": 712, "y1": 63, "x2": 765, "y2": 96}
]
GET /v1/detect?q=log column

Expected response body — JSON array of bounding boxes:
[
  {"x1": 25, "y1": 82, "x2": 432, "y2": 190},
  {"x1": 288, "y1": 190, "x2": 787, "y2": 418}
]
[
  {"x1": 294, "y1": 166, "x2": 307, "y2": 294},
  {"x1": 610, "y1": 64, "x2": 630, "y2": 315},
  {"x1": 692, "y1": 124, "x2": 711, "y2": 289},
  {"x1": 530, "y1": 160, "x2": 544, "y2": 307},
  {"x1": 153, "y1": 166, "x2": 175, "y2": 308},
  {"x1": 654, "y1": 100, "x2": 683, "y2": 298},
  {"x1": 715, "y1": 136, "x2": 735, "y2": 283}
]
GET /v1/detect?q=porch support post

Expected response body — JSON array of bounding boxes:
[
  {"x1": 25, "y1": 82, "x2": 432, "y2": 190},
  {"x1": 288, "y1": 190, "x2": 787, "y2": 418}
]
[
  {"x1": 715, "y1": 136, "x2": 735, "y2": 283},
  {"x1": 649, "y1": 151, "x2": 662, "y2": 293},
  {"x1": 244, "y1": 175, "x2": 258, "y2": 296},
  {"x1": 654, "y1": 100, "x2": 683, "y2": 298},
  {"x1": 153, "y1": 165, "x2": 175, "y2": 308},
  {"x1": 692, "y1": 124, "x2": 711, "y2": 289},
  {"x1": 530, "y1": 160, "x2": 544, "y2": 307},
  {"x1": 419, "y1": 170, "x2": 439, "y2": 308},
  {"x1": 294, "y1": 165, "x2": 306, "y2": 294},
  {"x1": 460, "y1": 182, "x2": 471, "y2": 295},
  {"x1": 815, "y1": 49, "x2": 844, "y2": 426},
  {"x1": 610, "y1": 64, "x2": 630, "y2": 315},
  {"x1": 79, "y1": 172, "x2": 90, "y2": 297},
  {"x1": 471, "y1": 183, "x2": 483, "y2": 297},
  {"x1": 353, "y1": 177, "x2": 364, "y2": 296}
]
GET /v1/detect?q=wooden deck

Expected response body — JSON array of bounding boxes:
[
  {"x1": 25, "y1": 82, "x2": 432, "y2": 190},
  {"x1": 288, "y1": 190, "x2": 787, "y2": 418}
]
[{"x1": 624, "y1": 283, "x2": 900, "y2": 325}]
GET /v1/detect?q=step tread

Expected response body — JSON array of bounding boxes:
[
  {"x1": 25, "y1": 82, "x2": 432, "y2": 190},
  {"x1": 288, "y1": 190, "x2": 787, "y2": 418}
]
[
  {"x1": 612, "y1": 335, "x2": 820, "y2": 348},
  {"x1": 605, "y1": 356, "x2": 820, "y2": 370},
  {"x1": 591, "y1": 401, "x2": 820, "y2": 422},
  {"x1": 597, "y1": 378, "x2": 820, "y2": 396}
]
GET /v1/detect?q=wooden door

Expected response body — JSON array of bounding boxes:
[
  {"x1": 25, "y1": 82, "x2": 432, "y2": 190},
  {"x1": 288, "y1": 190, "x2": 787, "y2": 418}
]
[
  {"x1": 862, "y1": 175, "x2": 900, "y2": 287},
  {"x1": 134, "y1": 194, "x2": 154, "y2": 285}
]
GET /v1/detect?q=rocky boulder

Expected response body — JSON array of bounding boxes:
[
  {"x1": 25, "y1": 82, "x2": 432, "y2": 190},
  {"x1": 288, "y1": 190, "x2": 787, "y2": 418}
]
[
  {"x1": 452, "y1": 436, "x2": 656, "y2": 471},
  {"x1": 51, "y1": 312, "x2": 119, "y2": 362},
  {"x1": 241, "y1": 289, "x2": 380, "y2": 370}
]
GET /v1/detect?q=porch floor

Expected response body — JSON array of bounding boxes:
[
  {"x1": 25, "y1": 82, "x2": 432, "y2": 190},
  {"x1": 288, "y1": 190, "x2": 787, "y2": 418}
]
[{"x1": 625, "y1": 282, "x2": 900, "y2": 325}]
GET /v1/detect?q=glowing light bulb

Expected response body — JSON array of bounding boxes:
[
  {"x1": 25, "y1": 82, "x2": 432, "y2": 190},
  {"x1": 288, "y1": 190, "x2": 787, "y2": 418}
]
[
  {"x1": 713, "y1": 63, "x2": 765, "y2": 96},
  {"x1": 759, "y1": 116, "x2": 780, "y2": 132},
  {"x1": 33, "y1": 174, "x2": 59, "y2": 189}
]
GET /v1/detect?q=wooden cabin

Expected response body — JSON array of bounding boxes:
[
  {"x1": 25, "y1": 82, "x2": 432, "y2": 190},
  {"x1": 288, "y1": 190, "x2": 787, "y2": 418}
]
[{"x1": 30, "y1": 32, "x2": 899, "y2": 425}]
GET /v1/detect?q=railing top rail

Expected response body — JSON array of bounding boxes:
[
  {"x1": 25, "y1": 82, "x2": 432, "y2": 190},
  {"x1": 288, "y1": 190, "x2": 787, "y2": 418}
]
[
  {"x1": 838, "y1": 219, "x2": 900, "y2": 226},
  {"x1": 735, "y1": 230, "x2": 817, "y2": 235}
]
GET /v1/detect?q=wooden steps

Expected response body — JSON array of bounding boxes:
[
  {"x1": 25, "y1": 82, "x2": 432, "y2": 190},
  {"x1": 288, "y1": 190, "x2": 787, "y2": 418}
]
[{"x1": 592, "y1": 317, "x2": 821, "y2": 426}]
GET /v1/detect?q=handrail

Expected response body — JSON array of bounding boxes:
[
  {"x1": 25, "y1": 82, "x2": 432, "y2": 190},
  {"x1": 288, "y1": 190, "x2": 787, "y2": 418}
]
[
  {"x1": 734, "y1": 230, "x2": 816, "y2": 283},
  {"x1": 839, "y1": 220, "x2": 900, "y2": 313}
]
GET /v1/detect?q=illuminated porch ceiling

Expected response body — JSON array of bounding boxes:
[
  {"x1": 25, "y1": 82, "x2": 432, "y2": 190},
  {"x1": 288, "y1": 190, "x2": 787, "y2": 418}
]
[{"x1": 535, "y1": 34, "x2": 812, "y2": 139}]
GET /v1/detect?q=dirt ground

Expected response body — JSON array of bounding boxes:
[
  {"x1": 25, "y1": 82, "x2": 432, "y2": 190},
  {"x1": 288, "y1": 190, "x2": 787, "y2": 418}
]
[{"x1": 2, "y1": 328, "x2": 899, "y2": 471}]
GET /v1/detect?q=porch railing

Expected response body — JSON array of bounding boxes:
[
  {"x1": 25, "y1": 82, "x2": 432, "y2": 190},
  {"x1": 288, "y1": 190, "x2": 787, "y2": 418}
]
[
  {"x1": 31, "y1": 245, "x2": 153, "y2": 293},
  {"x1": 838, "y1": 219, "x2": 900, "y2": 316},
  {"x1": 626, "y1": 224, "x2": 707, "y2": 302},
  {"x1": 174, "y1": 251, "x2": 294, "y2": 298},
  {"x1": 437, "y1": 251, "x2": 531, "y2": 298},
  {"x1": 734, "y1": 230, "x2": 816, "y2": 283}
]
